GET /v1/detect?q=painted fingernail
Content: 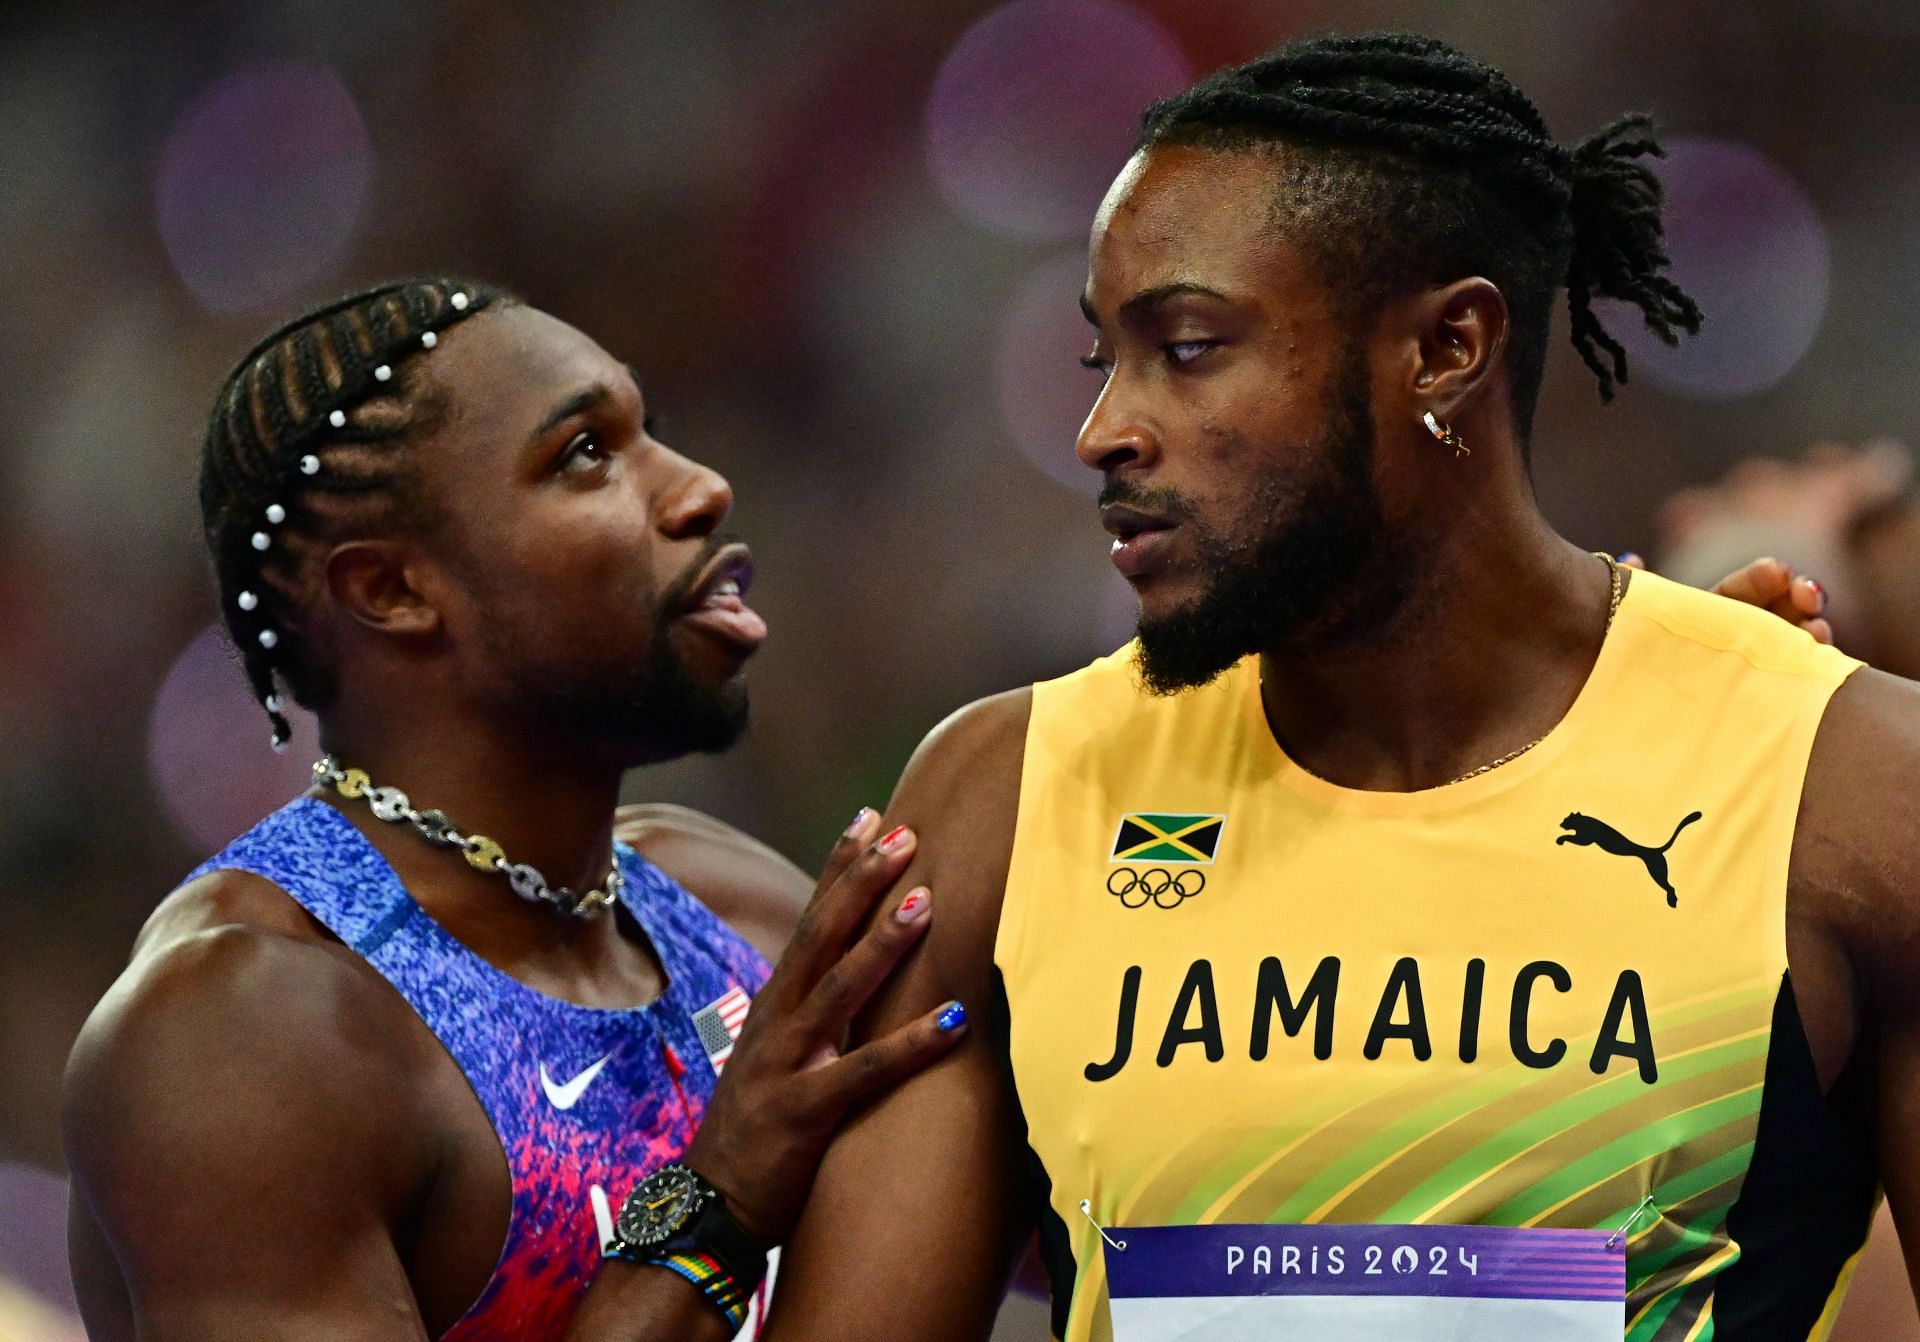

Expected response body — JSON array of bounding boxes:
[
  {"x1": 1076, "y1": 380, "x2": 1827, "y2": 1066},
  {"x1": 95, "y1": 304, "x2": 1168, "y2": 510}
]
[
  {"x1": 936, "y1": 1001, "x2": 968, "y2": 1032},
  {"x1": 895, "y1": 888, "x2": 931, "y2": 923},
  {"x1": 1806, "y1": 577, "x2": 1827, "y2": 611},
  {"x1": 846, "y1": 807, "x2": 874, "y2": 838},
  {"x1": 1617, "y1": 551, "x2": 1641, "y2": 566},
  {"x1": 878, "y1": 824, "x2": 912, "y2": 855}
]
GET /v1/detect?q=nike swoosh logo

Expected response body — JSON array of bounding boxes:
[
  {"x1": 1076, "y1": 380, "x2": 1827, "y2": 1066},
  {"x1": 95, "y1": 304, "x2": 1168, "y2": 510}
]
[{"x1": 540, "y1": 1054, "x2": 611, "y2": 1110}]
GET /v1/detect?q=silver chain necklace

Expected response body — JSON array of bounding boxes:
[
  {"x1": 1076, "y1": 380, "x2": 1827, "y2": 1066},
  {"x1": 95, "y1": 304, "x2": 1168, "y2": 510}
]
[{"x1": 312, "y1": 756, "x2": 621, "y2": 919}]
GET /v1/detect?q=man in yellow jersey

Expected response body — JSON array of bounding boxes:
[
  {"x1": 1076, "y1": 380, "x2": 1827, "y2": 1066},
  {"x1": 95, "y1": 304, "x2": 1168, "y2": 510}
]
[{"x1": 757, "y1": 32, "x2": 1920, "y2": 1342}]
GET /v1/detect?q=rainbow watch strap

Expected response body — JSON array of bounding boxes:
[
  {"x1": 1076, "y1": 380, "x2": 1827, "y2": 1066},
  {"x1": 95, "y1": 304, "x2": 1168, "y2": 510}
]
[{"x1": 652, "y1": 1250, "x2": 750, "y2": 1331}]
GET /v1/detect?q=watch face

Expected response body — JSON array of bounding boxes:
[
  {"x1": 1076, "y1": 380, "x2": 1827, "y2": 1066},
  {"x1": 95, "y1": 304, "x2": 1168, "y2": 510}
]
[{"x1": 617, "y1": 1166, "x2": 706, "y2": 1249}]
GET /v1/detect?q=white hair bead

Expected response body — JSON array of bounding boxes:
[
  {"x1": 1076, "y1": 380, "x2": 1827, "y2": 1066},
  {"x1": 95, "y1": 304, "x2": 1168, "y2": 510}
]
[
  {"x1": 450, "y1": 292, "x2": 469, "y2": 311},
  {"x1": 299, "y1": 454, "x2": 320, "y2": 475},
  {"x1": 270, "y1": 733, "x2": 289, "y2": 754},
  {"x1": 237, "y1": 590, "x2": 258, "y2": 611},
  {"x1": 258, "y1": 629, "x2": 279, "y2": 649},
  {"x1": 421, "y1": 331, "x2": 438, "y2": 349},
  {"x1": 265, "y1": 503, "x2": 286, "y2": 524},
  {"x1": 251, "y1": 531, "x2": 270, "y2": 551},
  {"x1": 373, "y1": 364, "x2": 392, "y2": 382},
  {"x1": 264, "y1": 693, "x2": 281, "y2": 713},
  {"x1": 328, "y1": 409, "x2": 346, "y2": 429}
]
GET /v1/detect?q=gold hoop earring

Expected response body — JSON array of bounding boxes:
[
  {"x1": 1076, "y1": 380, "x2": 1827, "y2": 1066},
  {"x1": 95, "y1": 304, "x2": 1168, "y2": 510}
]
[{"x1": 1422, "y1": 410, "x2": 1470, "y2": 458}]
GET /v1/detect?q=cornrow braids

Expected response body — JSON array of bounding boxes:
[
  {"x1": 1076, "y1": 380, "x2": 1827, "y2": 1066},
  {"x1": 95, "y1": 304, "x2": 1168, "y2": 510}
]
[
  {"x1": 198, "y1": 277, "x2": 514, "y2": 750},
  {"x1": 1138, "y1": 32, "x2": 1702, "y2": 438}
]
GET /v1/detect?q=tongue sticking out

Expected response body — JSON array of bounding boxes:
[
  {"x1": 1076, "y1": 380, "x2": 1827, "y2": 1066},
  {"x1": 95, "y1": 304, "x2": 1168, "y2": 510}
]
[{"x1": 682, "y1": 580, "x2": 768, "y2": 648}]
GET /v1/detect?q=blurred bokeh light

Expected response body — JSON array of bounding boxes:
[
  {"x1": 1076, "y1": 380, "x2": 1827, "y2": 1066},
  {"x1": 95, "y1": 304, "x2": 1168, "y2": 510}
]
[
  {"x1": 147, "y1": 624, "x2": 318, "y2": 855},
  {"x1": 924, "y1": 0, "x2": 1190, "y2": 238},
  {"x1": 155, "y1": 61, "x2": 372, "y2": 315},
  {"x1": 996, "y1": 248, "x2": 1103, "y2": 489},
  {"x1": 0, "y1": 1161, "x2": 78, "y2": 1331},
  {"x1": 1609, "y1": 136, "x2": 1830, "y2": 402}
]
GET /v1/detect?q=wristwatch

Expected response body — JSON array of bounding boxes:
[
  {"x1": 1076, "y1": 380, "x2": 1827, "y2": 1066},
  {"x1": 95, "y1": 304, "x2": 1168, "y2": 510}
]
[{"x1": 607, "y1": 1164, "x2": 767, "y2": 1329}]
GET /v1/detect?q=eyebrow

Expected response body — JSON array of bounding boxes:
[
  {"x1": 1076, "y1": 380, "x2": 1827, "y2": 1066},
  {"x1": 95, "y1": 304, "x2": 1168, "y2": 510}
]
[
  {"x1": 1081, "y1": 281, "x2": 1232, "y2": 327},
  {"x1": 530, "y1": 365, "x2": 647, "y2": 444}
]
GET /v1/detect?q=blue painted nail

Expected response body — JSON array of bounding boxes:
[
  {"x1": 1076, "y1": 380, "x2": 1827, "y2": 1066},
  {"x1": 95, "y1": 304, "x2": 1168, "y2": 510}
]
[
  {"x1": 846, "y1": 807, "x2": 873, "y2": 837},
  {"x1": 936, "y1": 1001, "x2": 968, "y2": 1032},
  {"x1": 1617, "y1": 551, "x2": 1641, "y2": 566}
]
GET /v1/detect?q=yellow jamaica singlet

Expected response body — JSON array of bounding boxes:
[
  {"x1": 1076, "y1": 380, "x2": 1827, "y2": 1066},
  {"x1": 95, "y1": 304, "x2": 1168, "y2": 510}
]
[{"x1": 997, "y1": 571, "x2": 1877, "y2": 1342}]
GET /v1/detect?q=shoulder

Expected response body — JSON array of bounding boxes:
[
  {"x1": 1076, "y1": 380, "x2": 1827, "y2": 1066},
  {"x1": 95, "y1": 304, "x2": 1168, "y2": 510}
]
[
  {"x1": 63, "y1": 870, "x2": 436, "y2": 1209},
  {"x1": 1625, "y1": 570, "x2": 1859, "y2": 683},
  {"x1": 1796, "y1": 669, "x2": 1920, "y2": 1004},
  {"x1": 613, "y1": 803, "x2": 810, "y2": 963},
  {"x1": 873, "y1": 688, "x2": 1034, "y2": 1005},
  {"x1": 898, "y1": 686, "x2": 1034, "y2": 794},
  {"x1": 1800, "y1": 668, "x2": 1920, "y2": 897}
]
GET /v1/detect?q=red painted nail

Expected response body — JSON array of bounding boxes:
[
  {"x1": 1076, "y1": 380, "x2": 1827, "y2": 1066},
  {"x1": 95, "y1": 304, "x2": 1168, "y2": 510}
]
[
  {"x1": 896, "y1": 888, "x2": 930, "y2": 923},
  {"x1": 878, "y1": 824, "x2": 912, "y2": 855},
  {"x1": 1806, "y1": 577, "x2": 1826, "y2": 610}
]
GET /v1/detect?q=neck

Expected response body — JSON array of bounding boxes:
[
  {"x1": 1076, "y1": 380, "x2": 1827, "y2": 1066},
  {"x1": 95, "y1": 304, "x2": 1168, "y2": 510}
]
[
  {"x1": 315, "y1": 704, "x2": 626, "y2": 935},
  {"x1": 1257, "y1": 498, "x2": 1618, "y2": 793}
]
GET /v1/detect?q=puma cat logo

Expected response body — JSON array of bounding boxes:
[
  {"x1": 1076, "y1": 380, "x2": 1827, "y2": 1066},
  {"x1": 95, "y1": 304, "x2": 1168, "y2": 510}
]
[{"x1": 1556, "y1": 811, "x2": 1702, "y2": 907}]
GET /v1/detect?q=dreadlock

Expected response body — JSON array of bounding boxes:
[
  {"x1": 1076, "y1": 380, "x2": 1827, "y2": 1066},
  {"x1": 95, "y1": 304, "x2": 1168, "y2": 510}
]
[
  {"x1": 198, "y1": 277, "x2": 513, "y2": 750},
  {"x1": 1138, "y1": 31, "x2": 1702, "y2": 439}
]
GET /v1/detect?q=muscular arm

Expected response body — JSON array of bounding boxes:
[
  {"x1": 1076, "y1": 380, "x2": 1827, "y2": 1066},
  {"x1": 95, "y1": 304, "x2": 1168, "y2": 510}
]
[
  {"x1": 767, "y1": 690, "x2": 1036, "y2": 1341},
  {"x1": 65, "y1": 877, "x2": 735, "y2": 1342},
  {"x1": 62, "y1": 889, "x2": 444, "y2": 1341},
  {"x1": 1792, "y1": 668, "x2": 1920, "y2": 1292}
]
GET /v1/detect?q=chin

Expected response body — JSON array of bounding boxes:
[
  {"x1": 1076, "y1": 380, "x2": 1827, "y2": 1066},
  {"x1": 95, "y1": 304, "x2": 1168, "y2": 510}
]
[{"x1": 1131, "y1": 576, "x2": 1207, "y2": 630}]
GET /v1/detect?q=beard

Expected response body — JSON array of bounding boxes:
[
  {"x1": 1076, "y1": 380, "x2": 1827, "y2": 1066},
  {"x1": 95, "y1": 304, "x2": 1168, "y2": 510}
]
[
  {"x1": 477, "y1": 536, "x2": 750, "y2": 764},
  {"x1": 1126, "y1": 345, "x2": 1409, "y2": 695}
]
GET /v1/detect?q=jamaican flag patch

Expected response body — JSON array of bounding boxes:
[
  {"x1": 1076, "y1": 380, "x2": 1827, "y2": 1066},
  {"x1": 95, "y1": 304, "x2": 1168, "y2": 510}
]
[{"x1": 1110, "y1": 813, "x2": 1226, "y2": 864}]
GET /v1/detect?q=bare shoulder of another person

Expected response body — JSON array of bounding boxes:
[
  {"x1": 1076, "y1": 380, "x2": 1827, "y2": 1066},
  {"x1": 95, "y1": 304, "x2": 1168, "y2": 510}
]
[
  {"x1": 766, "y1": 686, "x2": 1034, "y2": 1342},
  {"x1": 614, "y1": 802, "x2": 811, "y2": 961},
  {"x1": 1794, "y1": 668, "x2": 1920, "y2": 1295},
  {"x1": 61, "y1": 868, "x2": 442, "y2": 1341}
]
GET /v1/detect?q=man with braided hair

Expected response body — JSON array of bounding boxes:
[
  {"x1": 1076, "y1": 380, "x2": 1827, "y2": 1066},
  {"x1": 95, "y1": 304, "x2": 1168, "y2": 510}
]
[
  {"x1": 60, "y1": 53, "x2": 1836, "y2": 1342},
  {"x1": 761, "y1": 33, "x2": 1920, "y2": 1342},
  {"x1": 62, "y1": 279, "x2": 974, "y2": 1340}
]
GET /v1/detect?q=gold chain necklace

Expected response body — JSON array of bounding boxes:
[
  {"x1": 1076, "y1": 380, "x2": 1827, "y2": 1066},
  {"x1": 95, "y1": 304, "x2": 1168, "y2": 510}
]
[
  {"x1": 1267, "y1": 552, "x2": 1625, "y2": 790},
  {"x1": 312, "y1": 757, "x2": 621, "y2": 918},
  {"x1": 1440, "y1": 551, "x2": 1623, "y2": 786}
]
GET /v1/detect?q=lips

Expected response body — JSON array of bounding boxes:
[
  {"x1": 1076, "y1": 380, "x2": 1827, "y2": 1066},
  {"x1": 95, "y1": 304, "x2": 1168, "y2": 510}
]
[
  {"x1": 1101, "y1": 504, "x2": 1177, "y2": 580},
  {"x1": 676, "y1": 543, "x2": 768, "y2": 653}
]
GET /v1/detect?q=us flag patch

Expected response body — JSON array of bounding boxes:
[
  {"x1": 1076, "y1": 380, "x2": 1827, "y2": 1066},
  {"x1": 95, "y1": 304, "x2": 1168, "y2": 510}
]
[{"x1": 693, "y1": 986, "x2": 751, "y2": 1074}]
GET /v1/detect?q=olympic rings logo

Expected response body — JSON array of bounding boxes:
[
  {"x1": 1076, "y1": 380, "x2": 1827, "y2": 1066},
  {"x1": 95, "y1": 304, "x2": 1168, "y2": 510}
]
[{"x1": 1107, "y1": 866, "x2": 1206, "y2": 909}]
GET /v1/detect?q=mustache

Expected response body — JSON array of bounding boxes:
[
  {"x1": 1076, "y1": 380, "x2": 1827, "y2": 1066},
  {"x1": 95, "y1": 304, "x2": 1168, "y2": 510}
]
[{"x1": 1097, "y1": 477, "x2": 1196, "y2": 524}]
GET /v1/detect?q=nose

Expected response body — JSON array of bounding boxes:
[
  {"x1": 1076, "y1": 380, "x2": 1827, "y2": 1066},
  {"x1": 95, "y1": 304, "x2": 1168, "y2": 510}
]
[
  {"x1": 1074, "y1": 377, "x2": 1158, "y2": 477},
  {"x1": 656, "y1": 448, "x2": 734, "y2": 539}
]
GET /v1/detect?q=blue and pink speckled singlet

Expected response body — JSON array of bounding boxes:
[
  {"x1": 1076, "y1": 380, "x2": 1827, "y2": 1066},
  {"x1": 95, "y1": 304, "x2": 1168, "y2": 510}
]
[{"x1": 190, "y1": 797, "x2": 773, "y2": 1340}]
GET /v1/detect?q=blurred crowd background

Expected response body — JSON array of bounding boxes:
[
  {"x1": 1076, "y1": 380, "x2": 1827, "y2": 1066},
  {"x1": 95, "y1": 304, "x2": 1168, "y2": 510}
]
[{"x1": 4, "y1": 0, "x2": 1919, "y2": 1337}]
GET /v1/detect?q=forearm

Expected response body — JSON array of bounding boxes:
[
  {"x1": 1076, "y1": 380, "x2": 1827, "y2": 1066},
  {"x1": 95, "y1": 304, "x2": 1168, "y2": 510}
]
[{"x1": 563, "y1": 1259, "x2": 734, "y2": 1342}]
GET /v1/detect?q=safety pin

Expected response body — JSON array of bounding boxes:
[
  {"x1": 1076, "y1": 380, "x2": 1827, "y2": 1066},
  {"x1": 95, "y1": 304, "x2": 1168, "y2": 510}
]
[
  {"x1": 1605, "y1": 1194, "x2": 1657, "y2": 1249},
  {"x1": 1079, "y1": 1199, "x2": 1128, "y2": 1252}
]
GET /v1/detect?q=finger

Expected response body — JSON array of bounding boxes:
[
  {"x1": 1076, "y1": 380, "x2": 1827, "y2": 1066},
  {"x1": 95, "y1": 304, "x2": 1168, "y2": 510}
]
[
  {"x1": 787, "y1": 824, "x2": 919, "y2": 984},
  {"x1": 1790, "y1": 575, "x2": 1827, "y2": 617},
  {"x1": 1617, "y1": 551, "x2": 1645, "y2": 570},
  {"x1": 1801, "y1": 616, "x2": 1835, "y2": 646},
  {"x1": 1711, "y1": 557, "x2": 1789, "y2": 608},
  {"x1": 815, "y1": 806, "x2": 881, "y2": 899},
  {"x1": 814, "y1": 999, "x2": 970, "y2": 1114},
  {"x1": 795, "y1": 886, "x2": 935, "y2": 1040}
]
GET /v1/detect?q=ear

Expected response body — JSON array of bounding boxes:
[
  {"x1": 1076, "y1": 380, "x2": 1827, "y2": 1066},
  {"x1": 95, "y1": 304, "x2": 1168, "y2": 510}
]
[
  {"x1": 322, "y1": 539, "x2": 444, "y2": 640},
  {"x1": 1404, "y1": 277, "x2": 1510, "y2": 425}
]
